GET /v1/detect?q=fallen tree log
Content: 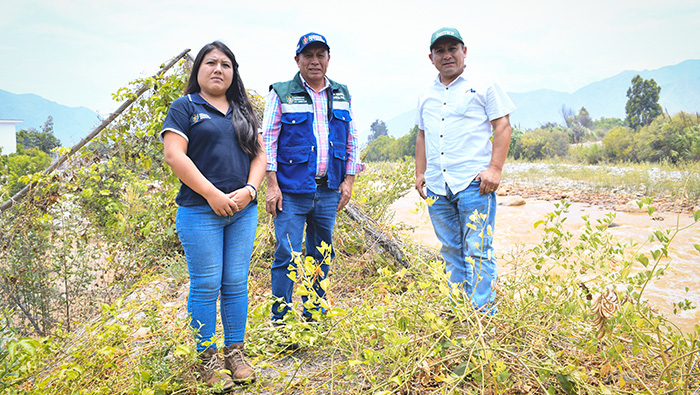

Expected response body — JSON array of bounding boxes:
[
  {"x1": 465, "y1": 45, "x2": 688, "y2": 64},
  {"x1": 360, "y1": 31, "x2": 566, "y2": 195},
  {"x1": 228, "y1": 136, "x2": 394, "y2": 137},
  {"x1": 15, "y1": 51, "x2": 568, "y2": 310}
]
[{"x1": 343, "y1": 201, "x2": 440, "y2": 267}]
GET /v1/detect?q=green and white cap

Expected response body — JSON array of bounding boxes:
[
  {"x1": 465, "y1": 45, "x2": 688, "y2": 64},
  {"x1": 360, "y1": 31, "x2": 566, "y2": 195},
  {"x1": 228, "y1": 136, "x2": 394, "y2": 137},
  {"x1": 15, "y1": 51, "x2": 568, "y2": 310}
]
[{"x1": 430, "y1": 27, "x2": 464, "y2": 50}]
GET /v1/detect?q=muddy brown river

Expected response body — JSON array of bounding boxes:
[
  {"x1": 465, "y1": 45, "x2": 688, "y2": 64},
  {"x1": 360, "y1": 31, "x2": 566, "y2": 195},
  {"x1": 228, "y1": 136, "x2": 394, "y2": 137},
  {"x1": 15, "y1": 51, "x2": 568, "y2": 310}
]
[{"x1": 390, "y1": 192, "x2": 700, "y2": 332}]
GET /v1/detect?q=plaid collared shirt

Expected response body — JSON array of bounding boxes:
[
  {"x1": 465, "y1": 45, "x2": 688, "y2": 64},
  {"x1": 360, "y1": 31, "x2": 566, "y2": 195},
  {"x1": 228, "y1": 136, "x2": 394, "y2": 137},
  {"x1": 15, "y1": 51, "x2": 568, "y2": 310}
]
[{"x1": 262, "y1": 76, "x2": 361, "y2": 176}]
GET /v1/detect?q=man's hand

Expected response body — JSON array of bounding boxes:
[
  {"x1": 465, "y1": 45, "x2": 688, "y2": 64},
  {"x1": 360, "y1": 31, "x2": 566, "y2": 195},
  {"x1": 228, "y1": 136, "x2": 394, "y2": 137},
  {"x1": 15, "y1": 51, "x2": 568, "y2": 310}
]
[
  {"x1": 415, "y1": 173, "x2": 427, "y2": 200},
  {"x1": 265, "y1": 172, "x2": 283, "y2": 217},
  {"x1": 337, "y1": 175, "x2": 355, "y2": 212},
  {"x1": 475, "y1": 167, "x2": 501, "y2": 195}
]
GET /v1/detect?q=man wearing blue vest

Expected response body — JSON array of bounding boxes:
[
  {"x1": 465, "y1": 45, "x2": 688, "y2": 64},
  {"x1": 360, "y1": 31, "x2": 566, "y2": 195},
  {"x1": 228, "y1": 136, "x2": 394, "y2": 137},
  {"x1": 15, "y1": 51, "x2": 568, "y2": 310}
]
[
  {"x1": 262, "y1": 32, "x2": 361, "y2": 324},
  {"x1": 415, "y1": 27, "x2": 515, "y2": 314}
]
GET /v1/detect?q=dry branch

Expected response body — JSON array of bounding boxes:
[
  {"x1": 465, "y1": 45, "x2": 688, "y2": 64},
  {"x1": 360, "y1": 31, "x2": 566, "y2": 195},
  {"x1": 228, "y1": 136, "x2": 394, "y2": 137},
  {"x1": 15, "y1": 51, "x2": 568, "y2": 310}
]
[
  {"x1": 0, "y1": 48, "x2": 191, "y2": 214},
  {"x1": 343, "y1": 201, "x2": 439, "y2": 267}
]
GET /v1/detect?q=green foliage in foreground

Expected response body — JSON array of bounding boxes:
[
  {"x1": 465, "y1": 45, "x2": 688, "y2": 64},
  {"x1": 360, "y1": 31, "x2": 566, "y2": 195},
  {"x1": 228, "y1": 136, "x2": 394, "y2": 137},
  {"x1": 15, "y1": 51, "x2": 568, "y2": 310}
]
[{"x1": 2, "y1": 159, "x2": 699, "y2": 394}]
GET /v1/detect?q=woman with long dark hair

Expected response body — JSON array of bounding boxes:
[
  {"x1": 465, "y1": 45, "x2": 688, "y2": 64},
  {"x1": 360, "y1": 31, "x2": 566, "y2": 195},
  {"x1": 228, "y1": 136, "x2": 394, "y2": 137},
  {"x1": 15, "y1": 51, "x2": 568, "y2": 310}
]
[{"x1": 161, "y1": 41, "x2": 263, "y2": 388}]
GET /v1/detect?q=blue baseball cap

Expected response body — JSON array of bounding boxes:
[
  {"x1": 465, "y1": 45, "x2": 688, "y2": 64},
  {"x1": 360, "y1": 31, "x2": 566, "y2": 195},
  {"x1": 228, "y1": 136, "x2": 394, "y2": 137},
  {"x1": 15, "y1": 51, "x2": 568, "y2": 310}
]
[{"x1": 296, "y1": 32, "x2": 330, "y2": 54}]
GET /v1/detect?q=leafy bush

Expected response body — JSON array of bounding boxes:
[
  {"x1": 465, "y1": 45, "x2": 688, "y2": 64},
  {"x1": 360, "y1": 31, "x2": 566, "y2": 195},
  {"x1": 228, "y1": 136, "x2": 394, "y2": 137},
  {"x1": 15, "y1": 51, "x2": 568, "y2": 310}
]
[
  {"x1": 569, "y1": 141, "x2": 604, "y2": 164},
  {"x1": 511, "y1": 126, "x2": 570, "y2": 160},
  {"x1": 632, "y1": 112, "x2": 700, "y2": 163},
  {"x1": 0, "y1": 147, "x2": 51, "y2": 196},
  {"x1": 602, "y1": 125, "x2": 634, "y2": 161}
]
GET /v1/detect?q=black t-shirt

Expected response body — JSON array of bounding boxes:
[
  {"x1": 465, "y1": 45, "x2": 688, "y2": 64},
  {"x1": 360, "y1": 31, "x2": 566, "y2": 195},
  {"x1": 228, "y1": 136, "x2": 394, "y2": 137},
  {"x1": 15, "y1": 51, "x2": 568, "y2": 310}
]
[{"x1": 161, "y1": 93, "x2": 250, "y2": 206}]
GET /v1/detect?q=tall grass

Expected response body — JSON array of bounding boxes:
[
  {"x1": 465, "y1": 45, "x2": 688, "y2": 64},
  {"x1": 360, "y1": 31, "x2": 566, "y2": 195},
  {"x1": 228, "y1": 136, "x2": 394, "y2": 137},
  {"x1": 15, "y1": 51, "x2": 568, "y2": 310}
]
[{"x1": 3, "y1": 160, "x2": 699, "y2": 394}]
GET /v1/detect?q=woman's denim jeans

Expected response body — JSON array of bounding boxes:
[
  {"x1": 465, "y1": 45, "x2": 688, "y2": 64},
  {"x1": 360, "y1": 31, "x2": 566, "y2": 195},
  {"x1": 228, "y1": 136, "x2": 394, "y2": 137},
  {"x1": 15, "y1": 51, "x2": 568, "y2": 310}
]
[
  {"x1": 176, "y1": 203, "x2": 257, "y2": 351},
  {"x1": 427, "y1": 180, "x2": 497, "y2": 313},
  {"x1": 270, "y1": 186, "x2": 341, "y2": 322}
]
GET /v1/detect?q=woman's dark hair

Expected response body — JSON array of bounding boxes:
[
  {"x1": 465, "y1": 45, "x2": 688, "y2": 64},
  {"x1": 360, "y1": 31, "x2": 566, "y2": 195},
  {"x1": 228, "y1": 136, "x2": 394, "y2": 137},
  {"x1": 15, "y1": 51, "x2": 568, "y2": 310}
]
[{"x1": 185, "y1": 41, "x2": 260, "y2": 156}]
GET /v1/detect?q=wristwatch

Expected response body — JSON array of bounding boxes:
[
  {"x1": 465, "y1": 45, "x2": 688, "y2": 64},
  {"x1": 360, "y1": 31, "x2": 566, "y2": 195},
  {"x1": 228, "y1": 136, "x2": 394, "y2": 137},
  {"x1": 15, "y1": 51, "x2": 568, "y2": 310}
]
[{"x1": 244, "y1": 184, "x2": 257, "y2": 200}]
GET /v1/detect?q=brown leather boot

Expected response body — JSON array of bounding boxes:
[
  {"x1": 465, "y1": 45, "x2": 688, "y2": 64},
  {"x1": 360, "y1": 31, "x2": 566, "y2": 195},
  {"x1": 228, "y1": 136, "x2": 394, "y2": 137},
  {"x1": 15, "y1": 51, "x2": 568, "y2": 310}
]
[
  {"x1": 197, "y1": 348, "x2": 234, "y2": 391},
  {"x1": 223, "y1": 343, "x2": 256, "y2": 382}
]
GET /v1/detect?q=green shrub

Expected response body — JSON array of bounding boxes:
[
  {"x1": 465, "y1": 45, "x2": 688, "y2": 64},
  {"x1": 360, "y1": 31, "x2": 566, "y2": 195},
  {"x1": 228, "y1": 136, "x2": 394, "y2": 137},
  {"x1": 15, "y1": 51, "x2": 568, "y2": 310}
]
[
  {"x1": 602, "y1": 125, "x2": 634, "y2": 161},
  {"x1": 632, "y1": 112, "x2": 700, "y2": 163},
  {"x1": 512, "y1": 127, "x2": 570, "y2": 160},
  {"x1": 0, "y1": 147, "x2": 51, "y2": 196},
  {"x1": 569, "y1": 142, "x2": 604, "y2": 164}
]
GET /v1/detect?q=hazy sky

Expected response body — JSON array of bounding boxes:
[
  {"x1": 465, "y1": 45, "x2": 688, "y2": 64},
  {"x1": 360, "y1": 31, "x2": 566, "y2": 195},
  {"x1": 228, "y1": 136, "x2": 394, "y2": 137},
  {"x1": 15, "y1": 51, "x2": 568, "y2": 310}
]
[{"x1": 2, "y1": 0, "x2": 699, "y2": 134}]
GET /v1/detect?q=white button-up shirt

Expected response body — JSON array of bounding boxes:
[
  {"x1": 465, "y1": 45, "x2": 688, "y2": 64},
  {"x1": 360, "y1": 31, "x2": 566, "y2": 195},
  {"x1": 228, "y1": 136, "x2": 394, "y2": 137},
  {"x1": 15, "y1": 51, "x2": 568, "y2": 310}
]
[{"x1": 416, "y1": 70, "x2": 515, "y2": 195}]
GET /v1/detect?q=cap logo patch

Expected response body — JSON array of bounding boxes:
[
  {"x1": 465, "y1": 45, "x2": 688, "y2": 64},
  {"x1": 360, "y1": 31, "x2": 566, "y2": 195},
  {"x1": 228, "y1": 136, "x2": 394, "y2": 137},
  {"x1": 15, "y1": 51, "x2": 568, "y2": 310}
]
[{"x1": 306, "y1": 35, "x2": 324, "y2": 43}]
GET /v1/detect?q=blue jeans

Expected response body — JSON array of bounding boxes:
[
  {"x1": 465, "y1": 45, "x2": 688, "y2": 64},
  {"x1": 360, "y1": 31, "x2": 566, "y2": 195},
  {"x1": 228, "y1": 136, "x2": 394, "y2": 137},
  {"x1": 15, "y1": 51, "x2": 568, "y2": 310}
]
[
  {"x1": 176, "y1": 203, "x2": 258, "y2": 352},
  {"x1": 271, "y1": 186, "x2": 341, "y2": 322},
  {"x1": 427, "y1": 180, "x2": 497, "y2": 312}
]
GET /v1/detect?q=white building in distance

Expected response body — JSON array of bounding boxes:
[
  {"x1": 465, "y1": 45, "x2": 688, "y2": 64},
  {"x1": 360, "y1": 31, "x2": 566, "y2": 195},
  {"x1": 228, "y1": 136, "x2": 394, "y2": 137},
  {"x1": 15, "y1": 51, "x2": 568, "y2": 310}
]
[{"x1": 0, "y1": 120, "x2": 21, "y2": 155}]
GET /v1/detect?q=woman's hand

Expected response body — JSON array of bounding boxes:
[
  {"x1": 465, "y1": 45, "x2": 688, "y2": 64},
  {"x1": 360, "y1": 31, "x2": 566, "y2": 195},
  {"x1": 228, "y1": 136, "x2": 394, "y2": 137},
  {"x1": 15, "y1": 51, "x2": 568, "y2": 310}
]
[
  {"x1": 206, "y1": 190, "x2": 240, "y2": 216},
  {"x1": 227, "y1": 188, "x2": 253, "y2": 213}
]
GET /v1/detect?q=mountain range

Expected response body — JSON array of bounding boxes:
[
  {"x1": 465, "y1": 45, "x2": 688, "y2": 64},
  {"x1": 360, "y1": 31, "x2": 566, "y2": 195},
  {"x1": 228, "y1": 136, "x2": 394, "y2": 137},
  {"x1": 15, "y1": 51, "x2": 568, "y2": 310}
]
[
  {"x1": 0, "y1": 89, "x2": 100, "y2": 146},
  {"x1": 380, "y1": 59, "x2": 700, "y2": 139},
  {"x1": 2, "y1": 59, "x2": 699, "y2": 147}
]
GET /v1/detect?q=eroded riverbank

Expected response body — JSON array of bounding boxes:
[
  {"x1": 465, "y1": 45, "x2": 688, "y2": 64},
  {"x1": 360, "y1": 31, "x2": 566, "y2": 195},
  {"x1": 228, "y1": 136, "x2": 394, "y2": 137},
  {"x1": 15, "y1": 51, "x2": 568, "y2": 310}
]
[{"x1": 389, "y1": 181, "x2": 700, "y2": 332}]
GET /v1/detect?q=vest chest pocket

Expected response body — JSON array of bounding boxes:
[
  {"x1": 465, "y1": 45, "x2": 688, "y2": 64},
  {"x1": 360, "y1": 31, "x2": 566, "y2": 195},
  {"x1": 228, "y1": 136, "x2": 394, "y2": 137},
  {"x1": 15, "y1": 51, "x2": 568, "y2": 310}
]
[
  {"x1": 332, "y1": 109, "x2": 352, "y2": 122},
  {"x1": 278, "y1": 146, "x2": 312, "y2": 165},
  {"x1": 281, "y1": 113, "x2": 308, "y2": 125}
]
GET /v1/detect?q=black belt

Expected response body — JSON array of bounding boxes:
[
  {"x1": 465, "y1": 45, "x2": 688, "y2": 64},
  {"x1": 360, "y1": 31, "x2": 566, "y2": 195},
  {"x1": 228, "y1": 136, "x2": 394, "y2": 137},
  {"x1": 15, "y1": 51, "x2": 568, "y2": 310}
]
[{"x1": 315, "y1": 175, "x2": 328, "y2": 186}]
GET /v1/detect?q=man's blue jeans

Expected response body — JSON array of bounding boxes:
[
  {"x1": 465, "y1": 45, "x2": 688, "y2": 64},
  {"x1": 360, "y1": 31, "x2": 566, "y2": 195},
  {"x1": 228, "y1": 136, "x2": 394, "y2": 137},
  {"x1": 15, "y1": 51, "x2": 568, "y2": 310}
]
[
  {"x1": 271, "y1": 186, "x2": 341, "y2": 322},
  {"x1": 427, "y1": 180, "x2": 497, "y2": 312},
  {"x1": 176, "y1": 203, "x2": 258, "y2": 352}
]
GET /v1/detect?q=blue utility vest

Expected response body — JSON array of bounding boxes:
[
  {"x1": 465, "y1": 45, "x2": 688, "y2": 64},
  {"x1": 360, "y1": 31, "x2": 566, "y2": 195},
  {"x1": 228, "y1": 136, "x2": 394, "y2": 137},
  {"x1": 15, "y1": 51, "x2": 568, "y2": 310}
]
[{"x1": 270, "y1": 72, "x2": 352, "y2": 193}]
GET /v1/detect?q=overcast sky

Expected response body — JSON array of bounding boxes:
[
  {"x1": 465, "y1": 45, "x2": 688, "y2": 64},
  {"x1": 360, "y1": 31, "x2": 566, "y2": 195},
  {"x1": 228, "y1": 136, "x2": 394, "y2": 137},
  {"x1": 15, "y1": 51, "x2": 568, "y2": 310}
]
[{"x1": 2, "y1": 0, "x2": 699, "y2": 134}]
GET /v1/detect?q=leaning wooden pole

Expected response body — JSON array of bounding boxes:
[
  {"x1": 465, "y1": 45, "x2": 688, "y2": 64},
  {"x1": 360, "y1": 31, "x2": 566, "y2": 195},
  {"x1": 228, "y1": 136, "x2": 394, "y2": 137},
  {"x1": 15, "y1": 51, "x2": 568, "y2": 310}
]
[{"x1": 0, "y1": 48, "x2": 191, "y2": 214}]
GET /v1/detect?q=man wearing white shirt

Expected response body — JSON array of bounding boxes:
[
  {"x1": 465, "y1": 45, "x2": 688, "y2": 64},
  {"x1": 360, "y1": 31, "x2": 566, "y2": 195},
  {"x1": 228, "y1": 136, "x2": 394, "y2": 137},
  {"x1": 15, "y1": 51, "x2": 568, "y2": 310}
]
[{"x1": 415, "y1": 27, "x2": 516, "y2": 313}]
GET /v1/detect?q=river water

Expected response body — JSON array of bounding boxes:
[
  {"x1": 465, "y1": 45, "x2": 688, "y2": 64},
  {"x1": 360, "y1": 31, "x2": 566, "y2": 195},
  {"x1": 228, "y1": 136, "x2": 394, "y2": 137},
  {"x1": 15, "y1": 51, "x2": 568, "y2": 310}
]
[{"x1": 389, "y1": 192, "x2": 700, "y2": 332}]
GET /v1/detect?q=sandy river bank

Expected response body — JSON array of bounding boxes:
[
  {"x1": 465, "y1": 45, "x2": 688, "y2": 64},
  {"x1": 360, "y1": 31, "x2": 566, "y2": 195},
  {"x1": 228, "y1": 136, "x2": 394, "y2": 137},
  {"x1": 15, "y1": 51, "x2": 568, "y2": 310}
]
[{"x1": 389, "y1": 188, "x2": 700, "y2": 333}]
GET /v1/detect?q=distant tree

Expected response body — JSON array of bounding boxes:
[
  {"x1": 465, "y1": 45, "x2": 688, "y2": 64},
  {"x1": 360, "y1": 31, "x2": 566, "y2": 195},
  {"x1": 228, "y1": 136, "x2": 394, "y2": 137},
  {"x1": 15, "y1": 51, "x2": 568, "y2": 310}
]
[
  {"x1": 396, "y1": 126, "x2": 418, "y2": 158},
  {"x1": 363, "y1": 135, "x2": 394, "y2": 161},
  {"x1": 539, "y1": 122, "x2": 559, "y2": 129},
  {"x1": 566, "y1": 107, "x2": 594, "y2": 143},
  {"x1": 43, "y1": 115, "x2": 54, "y2": 134},
  {"x1": 625, "y1": 75, "x2": 662, "y2": 130},
  {"x1": 16, "y1": 115, "x2": 61, "y2": 154},
  {"x1": 362, "y1": 126, "x2": 418, "y2": 162},
  {"x1": 560, "y1": 105, "x2": 574, "y2": 128},
  {"x1": 368, "y1": 119, "x2": 389, "y2": 142},
  {"x1": 593, "y1": 117, "x2": 624, "y2": 131},
  {"x1": 574, "y1": 107, "x2": 593, "y2": 129},
  {"x1": 1, "y1": 146, "x2": 52, "y2": 195}
]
